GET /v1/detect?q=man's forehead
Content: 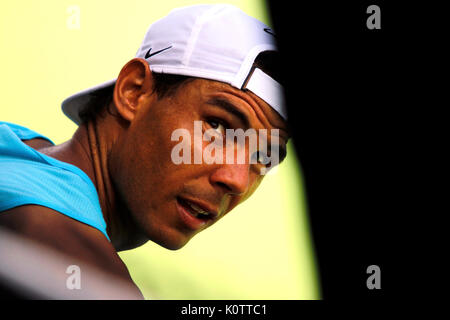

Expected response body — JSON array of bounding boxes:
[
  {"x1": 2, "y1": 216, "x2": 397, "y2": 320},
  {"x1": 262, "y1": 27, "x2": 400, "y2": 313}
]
[
  {"x1": 196, "y1": 79, "x2": 289, "y2": 138},
  {"x1": 245, "y1": 89, "x2": 290, "y2": 140}
]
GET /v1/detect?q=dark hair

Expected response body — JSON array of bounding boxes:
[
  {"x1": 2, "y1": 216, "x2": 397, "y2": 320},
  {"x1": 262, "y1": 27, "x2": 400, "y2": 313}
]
[
  {"x1": 78, "y1": 73, "x2": 193, "y2": 124},
  {"x1": 78, "y1": 51, "x2": 281, "y2": 124}
]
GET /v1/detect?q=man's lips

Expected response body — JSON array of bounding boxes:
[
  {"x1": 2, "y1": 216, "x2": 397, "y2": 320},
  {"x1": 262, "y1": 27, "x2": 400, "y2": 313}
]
[{"x1": 176, "y1": 196, "x2": 219, "y2": 230}]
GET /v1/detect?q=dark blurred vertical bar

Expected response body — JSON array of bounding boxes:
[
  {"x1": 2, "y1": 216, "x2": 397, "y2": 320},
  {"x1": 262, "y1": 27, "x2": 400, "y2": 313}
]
[{"x1": 266, "y1": 0, "x2": 411, "y2": 300}]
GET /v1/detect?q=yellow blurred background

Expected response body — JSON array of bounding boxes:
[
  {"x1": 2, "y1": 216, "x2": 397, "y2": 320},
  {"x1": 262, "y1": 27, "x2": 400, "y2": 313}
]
[{"x1": 0, "y1": 0, "x2": 320, "y2": 299}]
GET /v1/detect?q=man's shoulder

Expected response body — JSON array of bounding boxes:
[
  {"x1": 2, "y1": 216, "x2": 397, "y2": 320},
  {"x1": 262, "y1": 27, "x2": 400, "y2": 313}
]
[
  {"x1": 0, "y1": 205, "x2": 113, "y2": 260},
  {"x1": 0, "y1": 205, "x2": 144, "y2": 299},
  {"x1": 0, "y1": 205, "x2": 121, "y2": 273},
  {"x1": 0, "y1": 134, "x2": 109, "y2": 240}
]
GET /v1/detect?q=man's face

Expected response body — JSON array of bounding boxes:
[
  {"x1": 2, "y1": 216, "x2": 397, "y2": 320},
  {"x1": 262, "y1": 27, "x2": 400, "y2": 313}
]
[{"x1": 110, "y1": 78, "x2": 289, "y2": 250}]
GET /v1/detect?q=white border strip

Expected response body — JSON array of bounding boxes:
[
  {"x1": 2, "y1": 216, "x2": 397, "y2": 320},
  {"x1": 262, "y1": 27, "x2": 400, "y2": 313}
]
[{"x1": 244, "y1": 68, "x2": 287, "y2": 120}]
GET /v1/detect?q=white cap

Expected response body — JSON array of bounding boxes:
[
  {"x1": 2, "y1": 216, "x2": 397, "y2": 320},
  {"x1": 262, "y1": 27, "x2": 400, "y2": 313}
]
[{"x1": 62, "y1": 4, "x2": 287, "y2": 125}]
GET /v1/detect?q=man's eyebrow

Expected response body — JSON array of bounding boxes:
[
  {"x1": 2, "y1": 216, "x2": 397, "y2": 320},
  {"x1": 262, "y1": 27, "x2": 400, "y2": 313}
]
[{"x1": 206, "y1": 98, "x2": 250, "y2": 127}]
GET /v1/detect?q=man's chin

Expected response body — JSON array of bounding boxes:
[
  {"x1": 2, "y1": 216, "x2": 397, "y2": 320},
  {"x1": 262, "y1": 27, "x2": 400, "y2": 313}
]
[
  {"x1": 148, "y1": 230, "x2": 192, "y2": 251},
  {"x1": 141, "y1": 218, "x2": 201, "y2": 250},
  {"x1": 155, "y1": 238, "x2": 190, "y2": 251}
]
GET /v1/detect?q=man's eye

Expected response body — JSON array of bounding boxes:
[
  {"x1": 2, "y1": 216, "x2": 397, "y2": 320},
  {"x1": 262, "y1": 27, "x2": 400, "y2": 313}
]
[{"x1": 207, "y1": 120, "x2": 226, "y2": 135}]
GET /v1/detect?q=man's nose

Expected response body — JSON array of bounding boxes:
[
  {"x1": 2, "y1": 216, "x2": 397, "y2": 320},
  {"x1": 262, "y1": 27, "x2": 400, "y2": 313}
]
[{"x1": 209, "y1": 162, "x2": 250, "y2": 196}]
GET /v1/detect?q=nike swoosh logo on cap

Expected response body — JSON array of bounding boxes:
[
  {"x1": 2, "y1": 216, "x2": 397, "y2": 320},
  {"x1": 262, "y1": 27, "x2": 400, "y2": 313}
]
[
  {"x1": 144, "y1": 46, "x2": 173, "y2": 59},
  {"x1": 263, "y1": 28, "x2": 276, "y2": 37}
]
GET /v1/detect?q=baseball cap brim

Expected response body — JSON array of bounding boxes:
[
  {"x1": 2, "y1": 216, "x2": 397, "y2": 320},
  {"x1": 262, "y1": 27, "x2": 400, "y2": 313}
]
[{"x1": 62, "y1": 79, "x2": 116, "y2": 125}]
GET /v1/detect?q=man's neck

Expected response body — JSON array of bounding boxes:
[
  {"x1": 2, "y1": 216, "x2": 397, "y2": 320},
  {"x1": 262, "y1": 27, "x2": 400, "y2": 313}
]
[{"x1": 37, "y1": 119, "x2": 147, "y2": 251}]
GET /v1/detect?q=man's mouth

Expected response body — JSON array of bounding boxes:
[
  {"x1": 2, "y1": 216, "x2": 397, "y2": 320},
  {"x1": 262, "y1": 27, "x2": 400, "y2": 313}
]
[
  {"x1": 175, "y1": 196, "x2": 221, "y2": 231},
  {"x1": 177, "y1": 197, "x2": 216, "y2": 220}
]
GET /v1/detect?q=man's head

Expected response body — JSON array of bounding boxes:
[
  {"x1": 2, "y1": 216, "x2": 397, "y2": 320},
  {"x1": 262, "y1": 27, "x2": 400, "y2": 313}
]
[{"x1": 61, "y1": 4, "x2": 289, "y2": 250}]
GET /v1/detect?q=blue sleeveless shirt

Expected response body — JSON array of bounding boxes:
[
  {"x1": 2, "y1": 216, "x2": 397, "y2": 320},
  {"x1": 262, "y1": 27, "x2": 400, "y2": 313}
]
[{"x1": 0, "y1": 121, "x2": 110, "y2": 241}]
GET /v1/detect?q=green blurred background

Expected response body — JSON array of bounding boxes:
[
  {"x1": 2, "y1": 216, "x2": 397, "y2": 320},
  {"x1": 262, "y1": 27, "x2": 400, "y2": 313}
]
[{"x1": 0, "y1": 0, "x2": 320, "y2": 299}]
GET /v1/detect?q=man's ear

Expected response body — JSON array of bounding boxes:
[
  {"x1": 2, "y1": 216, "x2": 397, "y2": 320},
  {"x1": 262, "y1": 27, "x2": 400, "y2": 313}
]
[{"x1": 113, "y1": 58, "x2": 154, "y2": 122}]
